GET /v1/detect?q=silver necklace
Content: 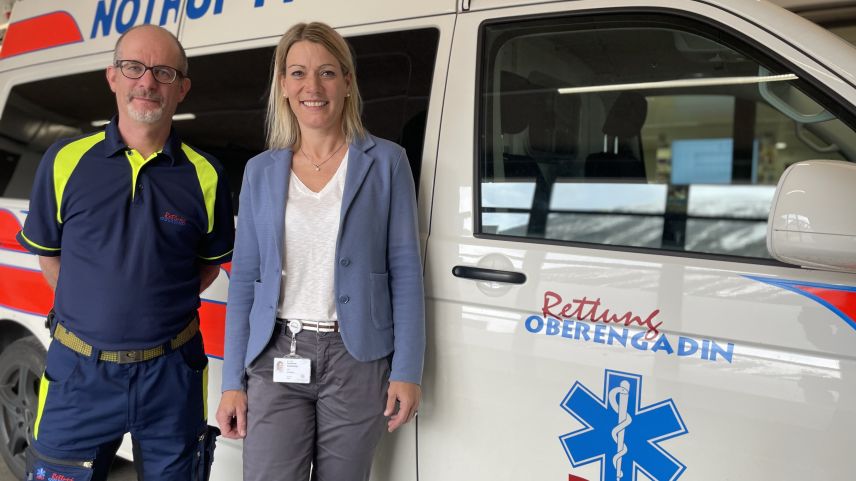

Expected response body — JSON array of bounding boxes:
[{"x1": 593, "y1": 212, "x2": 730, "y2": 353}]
[{"x1": 301, "y1": 141, "x2": 346, "y2": 171}]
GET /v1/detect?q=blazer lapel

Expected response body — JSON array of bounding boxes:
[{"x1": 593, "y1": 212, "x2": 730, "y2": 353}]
[
  {"x1": 264, "y1": 149, "x2": 292, "y2": 263},
  {"x1": 341, "y1": 135, "x2": 375, "y2": 222}
]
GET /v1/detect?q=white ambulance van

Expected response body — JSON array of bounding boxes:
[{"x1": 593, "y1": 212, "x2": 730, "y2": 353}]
[{"x1": 1, "y1": 1, "x2": 855, "y2": 480}]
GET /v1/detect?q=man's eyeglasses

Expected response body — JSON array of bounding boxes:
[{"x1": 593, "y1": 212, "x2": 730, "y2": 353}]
[{"x1": 114, "y1": 60, "x2": 185, "y2": 84}]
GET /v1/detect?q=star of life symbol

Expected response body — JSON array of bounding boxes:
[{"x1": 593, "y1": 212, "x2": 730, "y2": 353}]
[
  {"x1": 35, "y1": 467, "x2": 46, "y2": 480},
  {"x1": 560, "y1": 370, "x2": 688, "y2": 481}
]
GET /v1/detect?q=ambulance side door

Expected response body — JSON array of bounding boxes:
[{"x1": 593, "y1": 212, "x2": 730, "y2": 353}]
[{"x1": 420, "y1": 1, "x2": 856, "y2": 480}]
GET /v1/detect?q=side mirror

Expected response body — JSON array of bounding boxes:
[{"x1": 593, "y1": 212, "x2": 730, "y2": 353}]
[{"x1": 767, "y1": 159, "x2": 856, "y2": 273}]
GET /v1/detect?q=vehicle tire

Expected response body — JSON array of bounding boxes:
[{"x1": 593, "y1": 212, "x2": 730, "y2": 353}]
[{"x1": 0, "y1": 336, "x2": 45, "y2": 480}]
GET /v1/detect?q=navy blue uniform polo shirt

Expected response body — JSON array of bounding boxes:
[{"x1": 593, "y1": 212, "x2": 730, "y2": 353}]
[{"x1": 17, "y1": 117, "x2": 234, "y2": 350}]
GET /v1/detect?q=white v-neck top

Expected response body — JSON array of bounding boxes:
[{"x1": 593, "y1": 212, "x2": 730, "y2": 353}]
[{"x1": 276, "y1": 152, "x2": 349, "y2": 320}]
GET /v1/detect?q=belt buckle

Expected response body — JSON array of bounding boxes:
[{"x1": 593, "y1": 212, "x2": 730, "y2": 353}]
[{"x1": 116, "y1": 349, "x2": 146, "y2": 364}]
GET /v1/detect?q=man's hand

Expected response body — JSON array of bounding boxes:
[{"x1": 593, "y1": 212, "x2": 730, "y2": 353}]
[
  {"x1": 216, "y1": 389, "x2": 248, "y2": 439},
  {"x1": 384, "y1": 381, "x2": 421, "y2": 433}
]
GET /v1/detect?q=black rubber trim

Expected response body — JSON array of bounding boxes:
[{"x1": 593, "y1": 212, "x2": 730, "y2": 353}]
[{"x1": 452, "y1": 266, "x2": 526, "y2": 284}]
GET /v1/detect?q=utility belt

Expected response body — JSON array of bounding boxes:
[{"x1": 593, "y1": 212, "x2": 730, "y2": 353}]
[
  {"x1": 51, "y1": 313, "x2": 199, "y2": 364},
  {"x1": 276, "y1": 318, "x2": 340, "y2": 333}
]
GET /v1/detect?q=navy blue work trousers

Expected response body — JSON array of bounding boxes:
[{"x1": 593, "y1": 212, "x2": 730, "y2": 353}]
[{"x1": 28, "y1": 331, "x2": 209, "y2": 481}]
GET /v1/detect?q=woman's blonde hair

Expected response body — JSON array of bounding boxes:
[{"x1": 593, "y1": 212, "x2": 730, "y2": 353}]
[{"x1": 266, "y1": 22, "x2": 366, "y2": 149}]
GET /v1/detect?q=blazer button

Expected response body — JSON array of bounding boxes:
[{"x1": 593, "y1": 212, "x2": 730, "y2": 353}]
[
  {"x1": 338, "y1": 295, "x2": 350, "y2": 304},
  {"x1": 339, "y1": 258, "x2": 350, "y2": 267}
]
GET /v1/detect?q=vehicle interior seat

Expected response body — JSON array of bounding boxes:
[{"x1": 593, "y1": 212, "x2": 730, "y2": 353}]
[
  {"x1": 525, "y1": 70, "x2": 580, "y2": 165},
  {"x1": 495, "y1": 70, "x2": 583, "y2": 236},
  {"x1": 584, "y1": 91, "x2": 647, "y2": 179},
  {"x1": 497, "y1": 70, "x2": 581, "y2": 175}
]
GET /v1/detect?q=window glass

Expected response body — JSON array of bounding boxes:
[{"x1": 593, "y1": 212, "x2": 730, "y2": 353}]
[
  {"x1": 478, "y1": 15, "x2": 856, "y2": 259},
  {"x1": 0, "y1": 28, "x2": 439, "y2": 209}
]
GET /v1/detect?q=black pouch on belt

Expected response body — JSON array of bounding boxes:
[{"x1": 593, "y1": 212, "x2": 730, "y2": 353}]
[
  {"x1": 44, "y1": 308, "x2": 57, "y2": 337},
  {"x1": 193, "y1": 425, "x2": 221, "y2": 481}
]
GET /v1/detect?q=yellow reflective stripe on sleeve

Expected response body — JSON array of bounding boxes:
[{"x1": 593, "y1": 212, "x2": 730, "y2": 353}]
[
  {"x1": 126, "y1": 149, "x2": 160, "y2": 200},
  {"x1": 181, "y1": 144, "x2": 217, "y2": 234},
  {"x1": 18, "y1": 231, "x2": 61, "y2": 252},
  {"x1": 33, "y1": 374, "x2": 50, "y2": 440},
  {"x1": 202, "y1": 364, "x2": 209, "y2": 420},
  {"x1": 54, "y1": 131, "x2": 106, "y2": 224},
  {"x1": 198, "y1": 249, "x2": 233, "y2": 261}
]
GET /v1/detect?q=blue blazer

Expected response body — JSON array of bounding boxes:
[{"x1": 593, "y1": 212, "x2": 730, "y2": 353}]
[{"x1": 221, "y1": 135, "x2": 425, "y2": 391}]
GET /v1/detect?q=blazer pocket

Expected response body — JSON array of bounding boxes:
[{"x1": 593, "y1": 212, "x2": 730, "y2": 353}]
[{"x1": 370, "y1": 272, "x2": 392, "y2": 329}]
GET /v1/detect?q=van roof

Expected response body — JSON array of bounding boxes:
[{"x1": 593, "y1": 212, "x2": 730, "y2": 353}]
[
  {"x1": 1, "y1": 0, "x2": 854, "y2": 88},
  {"x1": 0, "y1": 0, "x2": 457, "y2": 72}
]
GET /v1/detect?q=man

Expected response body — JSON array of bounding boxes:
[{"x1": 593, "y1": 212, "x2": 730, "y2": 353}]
[{"x1": 16, "y1": 25, "x2": 233, "y2": 481}]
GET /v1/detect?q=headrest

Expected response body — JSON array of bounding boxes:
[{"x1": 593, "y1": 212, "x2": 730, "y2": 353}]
[
  {"x1": 498, "y1": 70, "x2": 579, "y2": 157},
  {"x1": 499, "y1": 70, "x2": 535, "y2": 134},
  {"x1": 602, "y1": 91, "x2": 647, "y2": 138},
  {"x1": 527, "y1": 71, "x2": 579, "y2": 156}
]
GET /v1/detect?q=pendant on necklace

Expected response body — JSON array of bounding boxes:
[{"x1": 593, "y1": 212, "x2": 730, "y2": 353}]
[{"x1": 302, "y1": 140, "x2": 344, "y2": 173}]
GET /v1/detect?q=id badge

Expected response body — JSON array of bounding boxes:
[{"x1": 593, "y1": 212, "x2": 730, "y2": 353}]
[{"x1": 273, "y1": 356, "x2": 310, "y2": 383}]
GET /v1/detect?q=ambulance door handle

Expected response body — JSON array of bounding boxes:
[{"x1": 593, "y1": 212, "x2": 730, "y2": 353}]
[{"x1": 452, "y1": 266, "x2": 526, "y2": 284}]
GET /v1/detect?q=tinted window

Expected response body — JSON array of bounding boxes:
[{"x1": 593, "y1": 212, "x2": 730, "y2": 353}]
[
  {"x1": 0, "y1": 28, "x2": 439, "y2": 211},
  {"x1": 478, "y1": 14, "x2": 856, "y2": 259}
]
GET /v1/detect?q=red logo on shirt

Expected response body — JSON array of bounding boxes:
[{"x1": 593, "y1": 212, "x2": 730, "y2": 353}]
[{"x1": 160, "y1": 211, "x2": 187, "y2": 226}]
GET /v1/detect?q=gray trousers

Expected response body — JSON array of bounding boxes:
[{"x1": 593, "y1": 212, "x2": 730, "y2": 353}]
[{"x1": 243, "y1": 325, "x2": 390, "y2": 481}]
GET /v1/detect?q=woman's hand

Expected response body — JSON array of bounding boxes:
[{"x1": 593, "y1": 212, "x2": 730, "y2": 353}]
[
  {"x1": 385, "y1": 381, "x2": 421, "y2": 432},
  {"x1": 216, "y1": 389, "x2": 248, "y2": 439}
]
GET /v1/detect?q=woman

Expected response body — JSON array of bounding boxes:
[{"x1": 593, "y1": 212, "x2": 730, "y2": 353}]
[{"x1": 215, "y1": 22, "x2": 425, "y2": 481}]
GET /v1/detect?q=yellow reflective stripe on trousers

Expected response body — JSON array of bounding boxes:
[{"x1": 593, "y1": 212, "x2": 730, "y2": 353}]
[
  {"x1": 33, "y1": 374, "x2": 50, "y2": 440},
  {"x1": 181, "y1": 144, "x2": 217, "y2": 234},
  {"x1": 54, "y1": 132, "x2": 105, "y2": 224},
  {"x1": 202, "y1": 364, "x2": 209, "y2": 420}
]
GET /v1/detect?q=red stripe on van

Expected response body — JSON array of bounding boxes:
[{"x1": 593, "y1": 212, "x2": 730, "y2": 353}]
[
  {"x1": 0, "y1": 12, "x2": 83, "y2": 59},
  {"x1": 199, "y1": 300, "x2": 226, "y2": 358},
  {"x1": 746, "y1": 276, "x2": 856, "y2": 332},
  {"x1": 0, "y1": 264, "x2": 54, "y2": 316},
  {"x1": 0, "y1": 261, "x2": 227, "y2": 357},
  {"x1": 0, "y1": 210, "x2": 27, "y2": 252},
  {"x1": 797, "y1": 286, "x2": 856, "y2": 330}
]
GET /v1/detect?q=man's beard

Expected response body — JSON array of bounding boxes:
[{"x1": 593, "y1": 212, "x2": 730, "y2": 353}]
[{"x1": 126, "y1": 89, "x2": 165, "y2": 124}]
